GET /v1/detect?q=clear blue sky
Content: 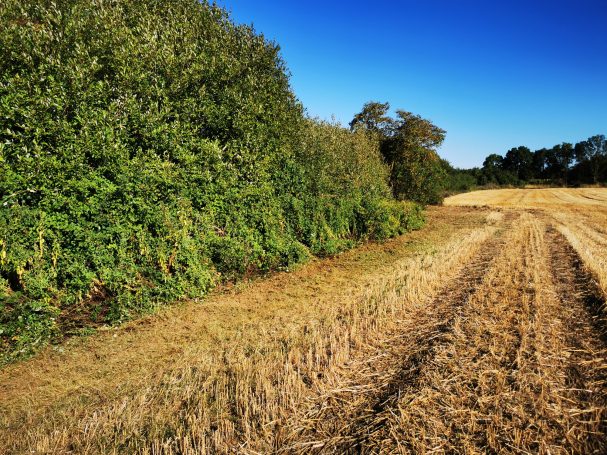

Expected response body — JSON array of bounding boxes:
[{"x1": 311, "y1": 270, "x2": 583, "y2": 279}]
[{"x1": 217, "y1": 0, "x2": 607, "y2": 168}]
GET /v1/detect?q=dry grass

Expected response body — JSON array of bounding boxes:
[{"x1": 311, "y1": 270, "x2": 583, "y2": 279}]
[
  {"x1": 444, "y1": 187, "x2": 607, "y2": 209},
  {"x1": 277, "y1": 213, "x2": 607, "y2": 454},
  {"x1": 553, "y1": 211, "x2": 607, "y2": 304},
  {"x1": 3, "y1": 189, "x2": 607, "y2": 454},
  {"x1": 447, "y1": 187, "x2": 607, "y2": 303},
  {"x1": 276, "y1": 214, "x2": 510, "y2": 453},
  {"x1": 362, "y1": 214, "x2": 606, "y2": 454}
]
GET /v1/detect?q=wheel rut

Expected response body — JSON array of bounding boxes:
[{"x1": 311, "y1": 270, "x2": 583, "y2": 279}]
[
  {"x1": 545, "y1": 226, "x2": 607, "y2": 452},
  {"x1": 278, "y1": 225, "x2": 508, "y2": 454}
]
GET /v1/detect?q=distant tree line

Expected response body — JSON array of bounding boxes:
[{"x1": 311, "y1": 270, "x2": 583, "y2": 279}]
[{"x1": 443, "y1": 135, "x2": 607, "y2": 192}]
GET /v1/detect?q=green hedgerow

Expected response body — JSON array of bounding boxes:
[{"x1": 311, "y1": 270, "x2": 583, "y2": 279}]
[{"x1": 0, "y1": 0, "x2": 424, "y2": 362}]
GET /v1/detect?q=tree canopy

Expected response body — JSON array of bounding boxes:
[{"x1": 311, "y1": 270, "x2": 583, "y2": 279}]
[
  {"x1": 452, "y1": 135, "x2": 607, "y2": 190},
  {"x1": 349, "y1": 101, "x2": 394, "y2": 136},
  {"x1": 575, "y1": 135, "x2": 607, "y2": 183},
  {"x1": 351, "y1": 103, "x2": 447, "y2": 204}
]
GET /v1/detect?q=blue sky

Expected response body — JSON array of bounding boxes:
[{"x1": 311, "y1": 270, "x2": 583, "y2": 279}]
[{"x1": 217, "y1": 0, "x2": 607, "y2": 168}]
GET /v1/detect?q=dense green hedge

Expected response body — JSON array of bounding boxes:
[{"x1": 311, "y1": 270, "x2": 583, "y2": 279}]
[{"x1": 0, "y1": 0, "x2": 424, "y2": 361}]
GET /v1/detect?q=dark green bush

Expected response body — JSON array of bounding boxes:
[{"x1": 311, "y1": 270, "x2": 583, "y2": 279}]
[
  {"x1": 289, "y1": 120, "x2": 401, "y2": 255},
  {"x1": 358, "y1": 199, "x2": 425, "y2": 240},
  {"x1": 0, "y1": 0, "x2": 424, "y2": 362},
  {"x1": 390, "y1": 147, "x2": 447, "y2": 205}
]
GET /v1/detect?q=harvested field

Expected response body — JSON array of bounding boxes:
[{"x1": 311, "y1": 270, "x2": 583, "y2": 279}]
[
  {"x1": 446, "y1": 188, "x2": 607, "y2": 304},
  {"x1": 2, "y1": 190, "x2": 607, "y2": 454},
  {"x1": 444, "y1": 187, "x2": 607, "y2": 208}
]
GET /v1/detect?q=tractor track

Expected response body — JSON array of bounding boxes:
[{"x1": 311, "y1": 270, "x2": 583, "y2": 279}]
[
  {"x1": 546, "y1": 226, "x2": 607, "y2": 452},
  {"x1": 279, "y1": 214, "x2": 607, "y2": 454},
  {"x1": 278, "y1": 222, "x2": 509, "y2": 453}
]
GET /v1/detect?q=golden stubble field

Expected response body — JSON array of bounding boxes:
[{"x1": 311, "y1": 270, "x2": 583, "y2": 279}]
[
  {"x1": 446, "y1": 188, "x2": 607, "y2": 304},
  {"x1": 1, "y1": 188, "x2": 606, "y2": 454}
]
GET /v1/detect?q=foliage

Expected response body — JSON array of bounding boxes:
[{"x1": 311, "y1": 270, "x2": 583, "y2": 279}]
[
  {"x1": 550, "y1": 143, "x2": 575, "y2": 184},
  {"x1": 0, "y1": 0, "x2": 423, "y2": 361},
  {"x1": 289, "y1": 119, "x2": 412, "y2": 255},
  {"x1": 503, "y1": 146, "x2": 534, "y2": 181},
  {"x1": 389, "y1": 146, "x2": 446, "y2": 204},
  {"x1": 349, "y1": 101, "x2": 394, "y2": 137},
  {"x1": 574, "y1": 135, "x2": 607, "y2": 184},
  {"x1": 450, "y1": 134, "x2": 606, "y2": 191},
  {"x1": 439, "y1": 160, "x2": 478, "y2": 195},
  {"x1": 350, "y1": 102, "x2": 448, "y2": 204},
  {"x1": 479, "y1": 154, "x2": 520, "y2": 186}
]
